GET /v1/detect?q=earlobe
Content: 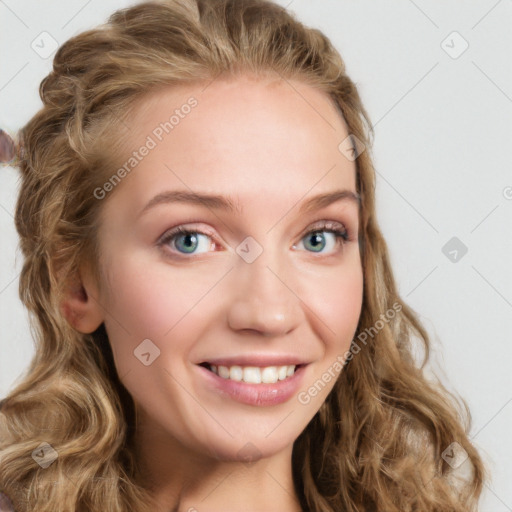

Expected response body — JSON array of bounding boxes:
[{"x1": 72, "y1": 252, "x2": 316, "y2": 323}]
[{"x1": 59, "y1": 265, "x2": 104, "y2": 334}]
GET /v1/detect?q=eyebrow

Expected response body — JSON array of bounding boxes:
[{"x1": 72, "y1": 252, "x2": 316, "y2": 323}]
[{"x1": 138, "y1": 189, "x2": 361, "y2": 218}]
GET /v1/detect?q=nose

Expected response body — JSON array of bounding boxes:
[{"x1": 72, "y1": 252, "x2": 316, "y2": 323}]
[{"x1": 226, "y1": 249, "x2": 302, "y2": 336}]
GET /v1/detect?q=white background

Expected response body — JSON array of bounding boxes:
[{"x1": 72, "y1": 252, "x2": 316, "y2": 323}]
[{"x1": 1, "y1": 1, "x2": 511, "y2": 510}]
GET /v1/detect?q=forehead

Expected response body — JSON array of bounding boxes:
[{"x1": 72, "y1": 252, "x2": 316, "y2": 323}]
[{"x1": 101, "y1": 74, "x2": 357, "y2": 221}]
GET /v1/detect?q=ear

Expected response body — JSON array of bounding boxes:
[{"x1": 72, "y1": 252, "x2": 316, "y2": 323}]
[{"x1": 59, "y1": 263, "x2": 104, "y2": 334}]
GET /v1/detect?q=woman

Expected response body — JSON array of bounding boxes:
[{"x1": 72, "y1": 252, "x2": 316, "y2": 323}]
[{"x1": 0, "y1": 0, "x2": 486, "y2": 510}]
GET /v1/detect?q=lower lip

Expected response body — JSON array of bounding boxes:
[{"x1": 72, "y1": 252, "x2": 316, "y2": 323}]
[{"x1": 195, "y1": 364, "x2": 308, "y2": 406}]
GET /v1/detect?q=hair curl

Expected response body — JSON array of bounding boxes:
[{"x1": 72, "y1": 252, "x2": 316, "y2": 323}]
[{"x1": 0, "y1": 0, "x2": 487, "y2": 510}]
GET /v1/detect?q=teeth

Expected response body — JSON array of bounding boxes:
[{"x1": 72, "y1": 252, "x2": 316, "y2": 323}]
[
  {"x1": 261, "y1": 366, "x2": 278, "y2": 383},
  {"x1": 217, "y1": 365, "x2": 230, "y2": 379},
  {"x1": 230, "y1": 365, "x2": 243, "y2": 381},
  {"x1": 209, "y1": 364, "x2": 297, "y2": 383},
  {"x1": 244, "y1": 367, "x2": 261, "y2": 384},
  {"x1": 278, "y1": 365, "x2": 288, "y2": 380}
]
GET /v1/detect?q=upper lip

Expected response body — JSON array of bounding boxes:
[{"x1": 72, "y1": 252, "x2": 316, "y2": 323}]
[{"x1": 198, "y1": 354, "x2": 309, "y2": 367}]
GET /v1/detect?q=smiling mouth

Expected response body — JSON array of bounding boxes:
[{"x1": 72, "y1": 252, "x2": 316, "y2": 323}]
[{"x1": 199, "y1": 362, "x2": 304, "y2": 384}]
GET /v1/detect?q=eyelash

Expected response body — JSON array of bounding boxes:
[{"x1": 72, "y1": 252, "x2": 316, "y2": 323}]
[{"x1": 157, "y1": 220, "x2": 352, "y2": 259}]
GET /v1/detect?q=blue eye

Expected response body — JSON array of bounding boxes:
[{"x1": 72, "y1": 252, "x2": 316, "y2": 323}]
[
  {"x1": 297, "y1": 225, "x2": 349, "y2": 254},
  {"x1": 158, "y1": 221, "x2": 350, "y2": 258},
  {"x1": 159, "y1": 227, "x2": 214, "y2": 255}
]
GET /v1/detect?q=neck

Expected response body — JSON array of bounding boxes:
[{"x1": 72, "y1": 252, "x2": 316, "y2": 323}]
[{"x1": 133, "y1": 416, "x2": 303, "y2": 512}]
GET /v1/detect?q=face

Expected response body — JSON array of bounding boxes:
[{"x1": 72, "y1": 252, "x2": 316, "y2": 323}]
[{"x1": 92, "y1": 73, "x2": 363, "y2": 463}]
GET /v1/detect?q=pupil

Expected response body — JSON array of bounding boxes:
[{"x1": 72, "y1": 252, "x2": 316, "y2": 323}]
[
  {"x1": 307, "y1": 232, "x2": 325, "y2": 252},
  {"x1": 178, "y1": 233, "x2": 197, "y2": 253}
]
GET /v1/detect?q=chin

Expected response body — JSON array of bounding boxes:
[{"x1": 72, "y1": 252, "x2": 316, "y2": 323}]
[{"x1": 199, "y1": 433, "x2": 297, "y2": 464}]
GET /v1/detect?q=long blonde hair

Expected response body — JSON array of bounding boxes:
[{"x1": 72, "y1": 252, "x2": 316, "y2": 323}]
[{"x1": 0, "y1": 0, "x2": 487, "y2": 510}]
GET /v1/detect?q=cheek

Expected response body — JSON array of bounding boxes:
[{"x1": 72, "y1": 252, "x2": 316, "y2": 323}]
[
  {"x1": 103, "y1": 253, "x2": 184, "y2": 324},
  {"x1": 104, "y1": 268, "x2": 179, "y2": 337},
  {"x1": 300, "y1": 258, "x2": 363, "y2": 347},
  {"x1": 97, "y1": 259, "x2": 170, "y2": 370},
  {"x1": 99, "y1": 254, "x2": 226, "y2": 358}
]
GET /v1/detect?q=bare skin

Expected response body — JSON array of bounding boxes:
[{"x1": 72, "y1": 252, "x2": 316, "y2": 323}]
[{"x1": 63, "y1": 73, "x2": 364, "y2": 512}]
